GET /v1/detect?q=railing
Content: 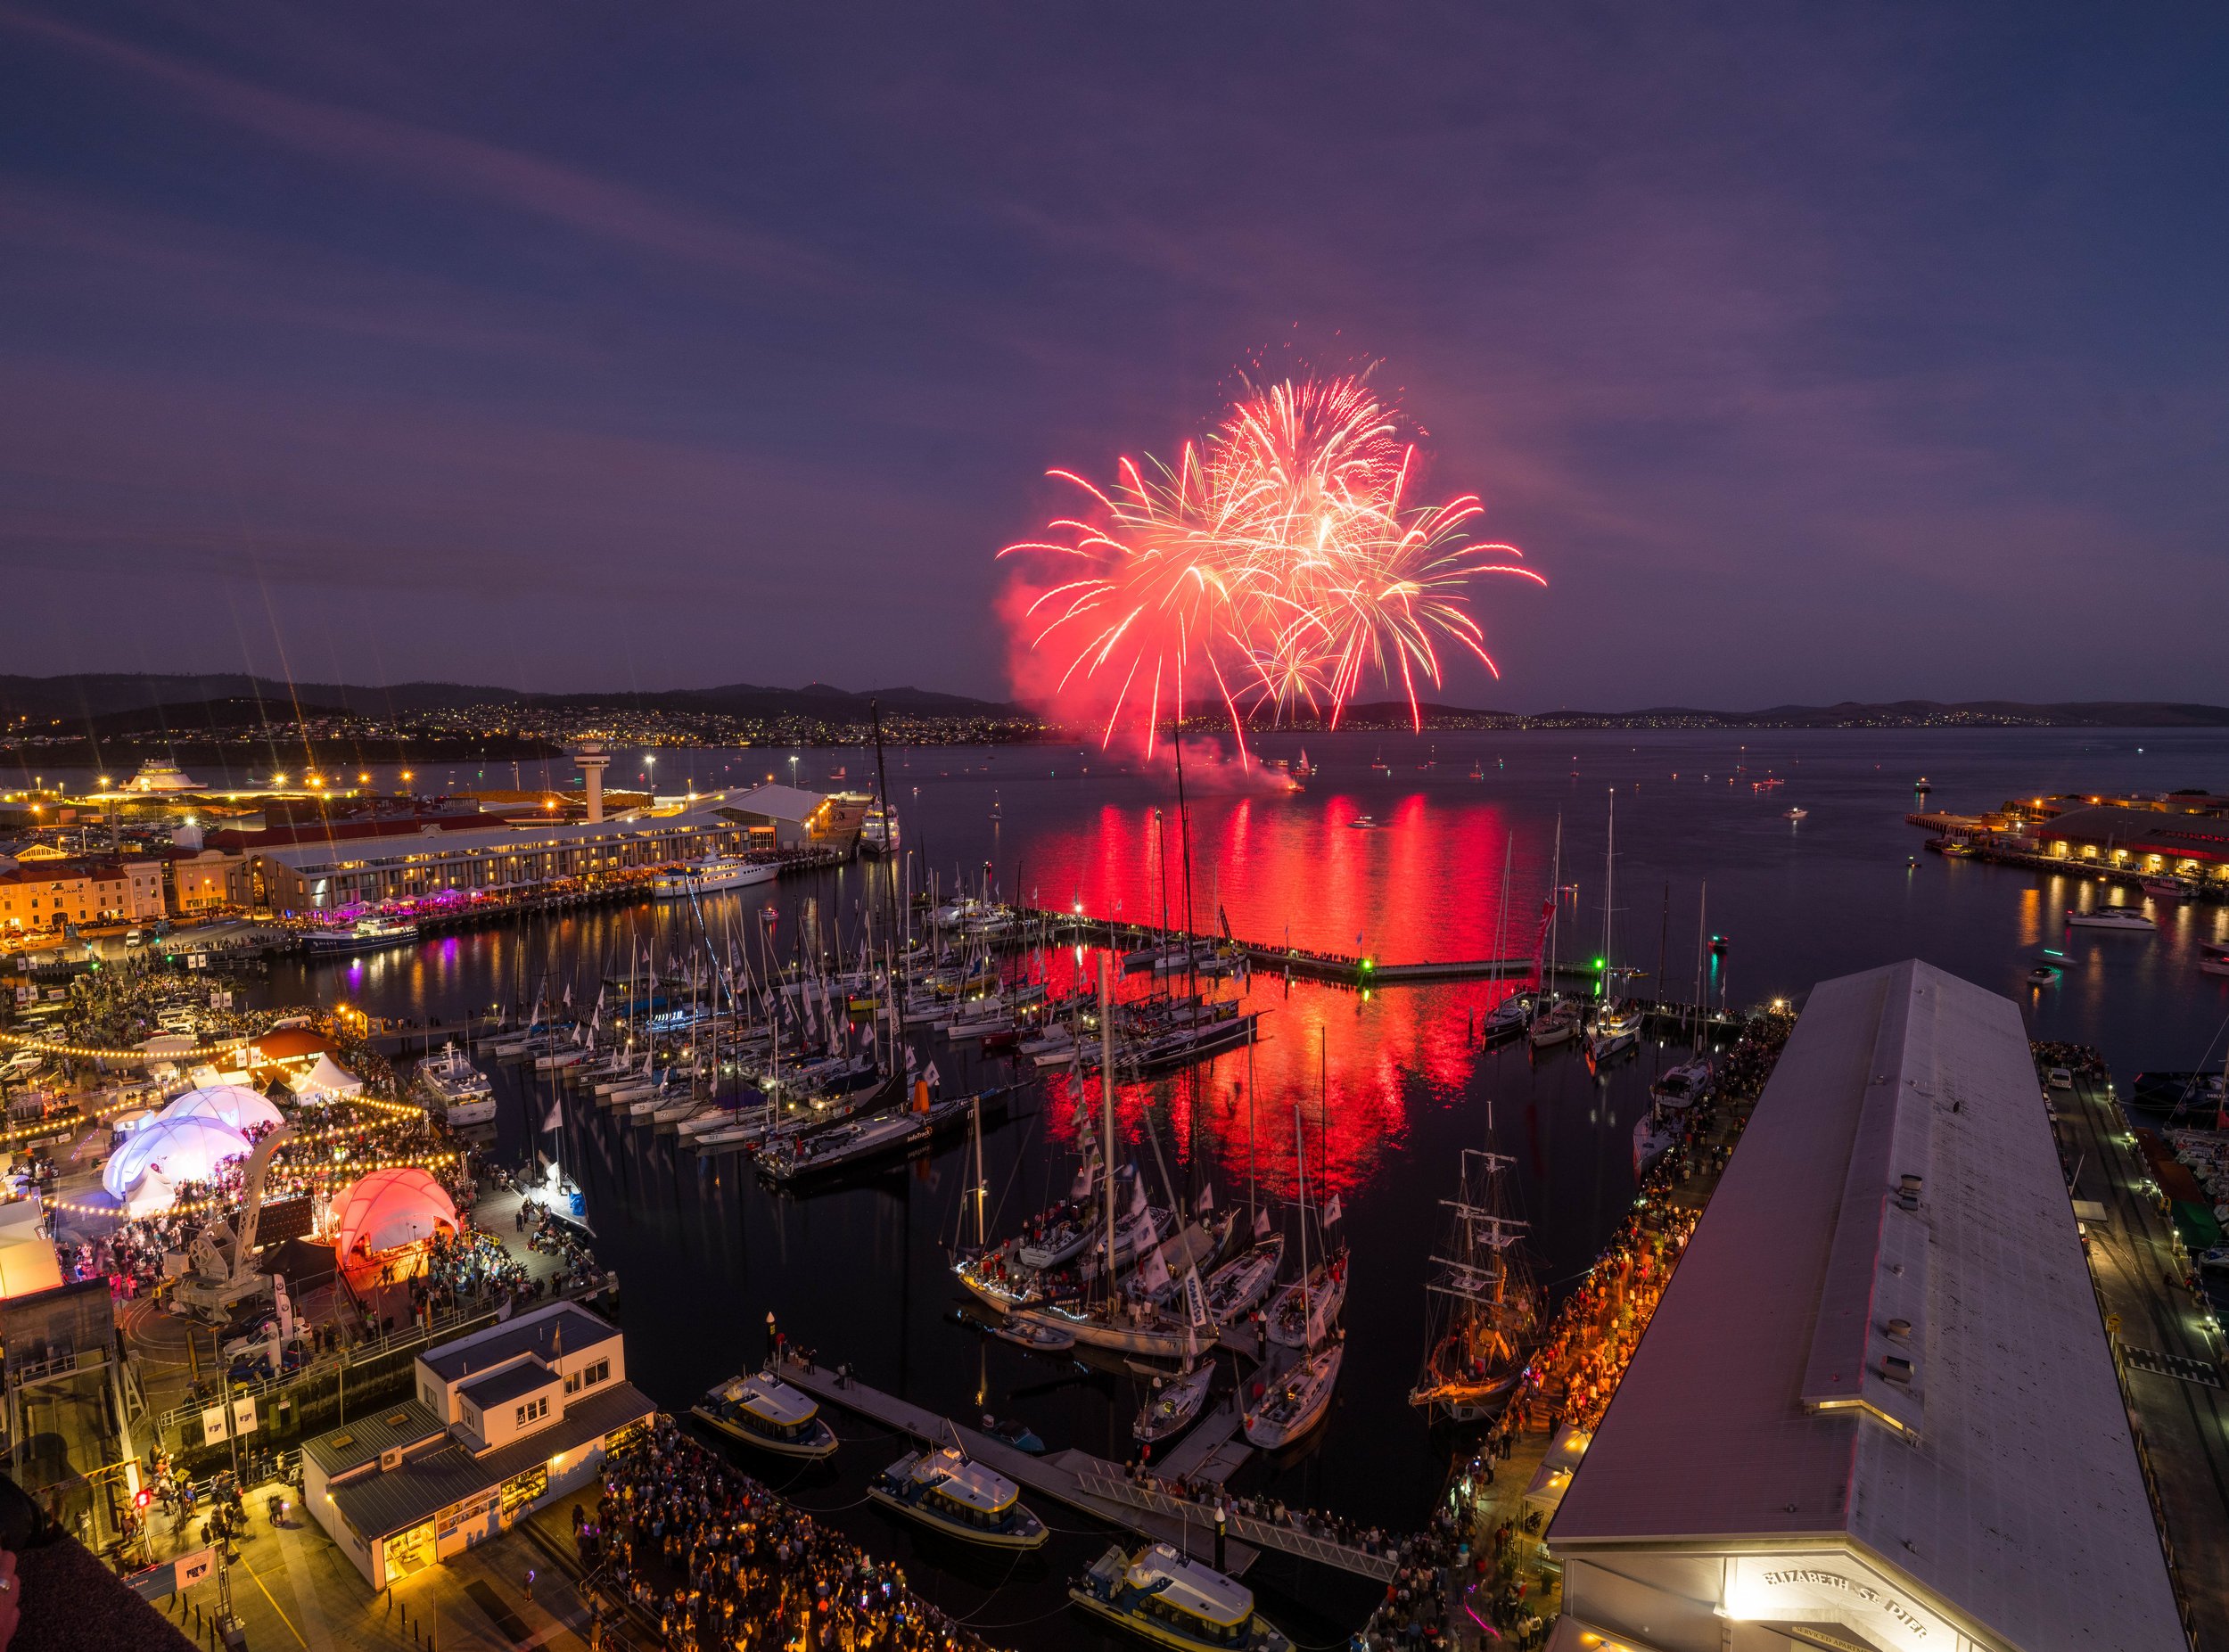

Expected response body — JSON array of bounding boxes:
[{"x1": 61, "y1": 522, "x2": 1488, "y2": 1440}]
[{"x1": 1071, "y1": 1472, "x2": 1398, "y2": 1581}]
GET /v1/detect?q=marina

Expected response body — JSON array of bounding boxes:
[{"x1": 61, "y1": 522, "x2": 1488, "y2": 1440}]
[{"x1": 5, "y1": 728, "x2": 2229, "y2": 1652}]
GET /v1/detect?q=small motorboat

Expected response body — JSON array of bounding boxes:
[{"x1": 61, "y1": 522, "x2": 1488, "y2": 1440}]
[
  {"x1": 2027, "y1": 966, "x2": 2060, "y2": 988},
  {"x1": 1347, "y1": 815, "x2": 1378, "y2": 830},
  {"x1": 1786, "y1": 807, "x2": 1808, "y2": 820},
  {"x1": 981, "y1": 1415, "x2": 1045, "y2": 1454},
  {"x1": 986, "y1": 1315, "x2": 1075, "y2": 1353}
]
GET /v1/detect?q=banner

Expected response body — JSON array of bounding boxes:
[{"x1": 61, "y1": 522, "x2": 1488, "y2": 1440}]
[
  {"x1": 1182, "y1": 1269, "x2": 1210, "y2": 1328},
  {"x1": 201, "y1": 1404, "x2": 229, "y2": 1442},
  {"x1": 231, "y1": 1396, "x2": 258, "y2": 1436}
]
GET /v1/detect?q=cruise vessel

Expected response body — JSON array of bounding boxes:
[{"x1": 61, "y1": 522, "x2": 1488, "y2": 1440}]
[
  {"x1": 867, "y1": 1444, "x2": 1047, "y2": 1548},
  {"x1": 124, "y1": 758, "x2": 202, "y2": 793},
  {"x1": 651, "y1": 857, "x2": 779, "y2": 898},
  {"x1": 1070, "y1": 1543, "x2": 1291, "y2": 1652},
  {"x1": 690, "y1": 1371, "x2": 837, "y2": 1459},
  {"x1": 301, "y1": 915, "x2": 418, "y2": 955},
  {"x1": 415, "y1": 1042, "x2": 497, "y2": 1127}
]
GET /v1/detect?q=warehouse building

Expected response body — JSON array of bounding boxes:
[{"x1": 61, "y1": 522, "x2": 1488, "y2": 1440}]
[{"x1": 1544, "y1": 959, "x2": 2182, "y2": 1652}]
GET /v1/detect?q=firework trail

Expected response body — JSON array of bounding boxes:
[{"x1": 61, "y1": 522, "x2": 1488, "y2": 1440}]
[{"x1": 998, "y1": 375, "x2": 1544, "y2": 752}]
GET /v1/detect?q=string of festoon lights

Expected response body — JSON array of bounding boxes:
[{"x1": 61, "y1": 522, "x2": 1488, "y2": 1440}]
[
  {"x1": 0, "y1": 1029, "x2": 255, "y2": 1063},
  {"x1": 42, "y1": 1148, "x2": 464, "y2": 1221}
]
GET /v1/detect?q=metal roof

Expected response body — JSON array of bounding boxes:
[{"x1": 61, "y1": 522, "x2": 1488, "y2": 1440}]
[
  {"x1": 302, "y1": 1402, "x2": 446, "y2": 1478},
  {"x1": 328, "y1": 1381, "x2": 654, "y2": 1540},
  {"x1": 458, "y1": 1359, "x2": 558, "y2": 1410},
  {"x1": 419, "y1": 1304, "x2": 617, "y2": 1384},
  {"x1": 1549, "y1": 959, "x2": 2183, "y2": 1652},
  {"x1": 715, "y1": 783, "x2": 828, "y2": 824}
]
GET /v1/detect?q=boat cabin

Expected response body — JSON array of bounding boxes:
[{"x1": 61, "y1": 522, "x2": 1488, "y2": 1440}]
[
  {"x1": 909, "y1": 1447, "x2": 1020, "y2": 1529},
  {"x1": 1124, "y1": 1544, "x2": 1261, "y2": 1644},
  {"x1": 719, "y1": 1374, "x2": 823, "y2": 1445}
]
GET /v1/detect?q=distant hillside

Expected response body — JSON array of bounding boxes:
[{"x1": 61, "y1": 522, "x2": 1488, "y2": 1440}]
[{"x1": 0, "y1": 673, "x2": 1016, "y2": 727}]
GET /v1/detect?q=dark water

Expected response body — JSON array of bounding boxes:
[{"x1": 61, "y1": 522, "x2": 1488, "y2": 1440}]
[{"x1": 177, "y1": 728, "x2": 2229, "y2": 1643}]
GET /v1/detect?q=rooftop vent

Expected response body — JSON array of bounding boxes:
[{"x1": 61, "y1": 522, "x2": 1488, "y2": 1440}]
[
  {"x1": 1896, "y1": 1173, "x2": 1922, "y2": 1211},
  {"x1": 1882, "y1": 1355, "x2": 1914, "y2": 1385},
  {"x1": 383, "y1": 1410, "x2": 409, "y2": 1426},
  {"x1": 1886, "y1": 1318, "x2": 1912, "y2": 1340}
]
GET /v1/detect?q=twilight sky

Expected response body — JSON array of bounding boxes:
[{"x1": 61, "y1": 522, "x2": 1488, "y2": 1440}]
[{"x1": 4, "y1": 4, "x2": 2227, "y2": 709}]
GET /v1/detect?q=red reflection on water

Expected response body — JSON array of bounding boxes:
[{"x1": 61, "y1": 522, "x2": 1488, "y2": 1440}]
[
  {"x1": 1035, "y1": 952, "x2": 1527, "y2": 1201},
  {"x1": 1024, "y1": 796, "x2": 1542, "y2": 1197}
]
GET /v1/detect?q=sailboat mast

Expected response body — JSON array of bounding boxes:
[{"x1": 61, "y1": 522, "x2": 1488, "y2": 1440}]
[
  {"x1": 1693, "y1": 883, "x2": 1708, "y2": 1053},
  {"x1": 1099, "y1": 955, "x2": 1118, "y2": 1303},
  {"x1": 1601, "y1": 790, "x2": 1615, "y2": 1001},
  {"x1": 1293, "y1": 1099, "x2": 1312, "y2": 1350},
  {"x1": 1547, "y1": 817, "x2": 1563, "y2": 999}
]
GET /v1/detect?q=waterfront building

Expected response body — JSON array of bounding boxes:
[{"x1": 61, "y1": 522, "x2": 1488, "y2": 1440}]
[
  {"x1": 163, "y1": 845, "x2": 251, "y2": 914},
  {"x1": 0, "y1": 857, "x2": 168, "y2": 936},
  {"x1": 2023, "y1": 803, "x2": 2229, "y2": 881},
  {"x1": 1544, "y1": 959, "x2": 2182, "y2": 1652},
  {"x1": 242, "y1": 784, "x2": 835, "y2": 912},
  {"x1": 304, "y1": 1303, "x2": 651, "y2": 1590}
]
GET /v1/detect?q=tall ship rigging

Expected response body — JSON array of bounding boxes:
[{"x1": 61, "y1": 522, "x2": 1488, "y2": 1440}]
[{"x1": 1409, "y1": 1146, "x2": 1538, "y2": 1421}]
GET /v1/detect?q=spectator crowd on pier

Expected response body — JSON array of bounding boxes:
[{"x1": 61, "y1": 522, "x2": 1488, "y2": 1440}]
[{"x1": 578, "y1": 1418, "x2": 984, "y2": 1651}]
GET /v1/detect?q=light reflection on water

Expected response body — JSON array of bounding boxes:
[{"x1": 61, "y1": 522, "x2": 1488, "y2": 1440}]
[{"x1": 195, "y1": 727, "x2": 2229, "y2": 1647}]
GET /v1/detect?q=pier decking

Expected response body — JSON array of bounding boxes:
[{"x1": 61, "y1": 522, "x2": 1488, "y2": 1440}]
[{"x1": 772, "y1": 1354, "x2": 1405, "y2": 1582}]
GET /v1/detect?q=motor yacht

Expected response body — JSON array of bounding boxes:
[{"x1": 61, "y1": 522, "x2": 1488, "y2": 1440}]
[{"x1": 415, "y1": 1042, "x2": 496, "y2": 1127}]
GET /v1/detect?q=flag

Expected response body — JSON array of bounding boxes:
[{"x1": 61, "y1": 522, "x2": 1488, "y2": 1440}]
[
  {"x1": 925, "y1": 1059, "x2": 942, "y2": 1095},
  {"x1": 1322, "y1": 1192, "x2": 1343, "y2": 1225},
  {"x1": 1254, "y1": 1205, "x2": 1273, "y2": 1240},
  {"x1": 1182, "y1": 1269, "x2": 1210, "y2": 1328},
  {"x1": 542, "y1": 1098, "x2": 562, "y2": 1132},
  {"x1": 563, "y1": 982, "x2": 573, "y2": 1007},
  {"x1": 1140, "y1": 1243, "x2": 1171, "y2": 1295},
  {"x1": 906, "y1": 1043, "x2": 918, "y2": 1073},
  {"x1": 1196, "y1": 1182, "x2": 1214, "y2": 1212}
]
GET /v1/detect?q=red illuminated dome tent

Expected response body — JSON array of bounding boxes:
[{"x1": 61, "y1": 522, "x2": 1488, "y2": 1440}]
[{"x1": 333, "y1": 1168, "x2": 458, "y2": 1277}]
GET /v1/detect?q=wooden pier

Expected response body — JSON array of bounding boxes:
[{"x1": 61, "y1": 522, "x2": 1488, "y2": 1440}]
[{"x1": 770, "y1": 1354, "x2": 1401, "y2": 1581}]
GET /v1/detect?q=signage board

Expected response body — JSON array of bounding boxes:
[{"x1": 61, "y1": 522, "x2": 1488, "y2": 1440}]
[{"x1": 1726, "y1": 1554, "x2": 1954, "y2": 1652}]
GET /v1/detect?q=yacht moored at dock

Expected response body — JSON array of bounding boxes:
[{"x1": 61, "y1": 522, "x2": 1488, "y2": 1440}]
[
  {"x1": 300, "y1": 915, "x2": 419, "y2": 955},
  {"x1": 867, "y1": 1444, "x2": 1048, "y2": 1549},
  {"x1": 691, "y1": 1371, "x2": 838, "y2": 1459},
  {"x1": 1070, "y1": 1542, "x2": 1292, "y2": 1652},
  {"x1": 415, "y1": 1042, "x2": 497, "y2": 1126},
  {"x1": 651, "y1": 857, "x2": 779, "y2": 898}
]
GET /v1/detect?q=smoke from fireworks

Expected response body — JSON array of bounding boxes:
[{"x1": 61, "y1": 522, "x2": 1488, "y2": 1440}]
[{"x1": 998, "y1": 376, "x2": 1543, "y2": 755}]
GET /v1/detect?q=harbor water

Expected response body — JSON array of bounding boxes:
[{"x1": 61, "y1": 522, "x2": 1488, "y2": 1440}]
[{"x1": 217, "y1": 726, "x2": 2229, "y2": 1644}]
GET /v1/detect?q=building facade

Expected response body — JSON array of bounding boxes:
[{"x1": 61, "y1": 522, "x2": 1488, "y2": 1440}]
[
  {"x1": 0, "y1": 857, "x2": 168, "y2": 935},
  {"x1": 304, "y1": 1303, "x2": 651, "y2": 1590},
  {"x1": 246, "y1": 785, "x2": 835, "y2": 913},
  {"x1": 1544, "y1": 960, "x2": 2183, "y2": 1652}
]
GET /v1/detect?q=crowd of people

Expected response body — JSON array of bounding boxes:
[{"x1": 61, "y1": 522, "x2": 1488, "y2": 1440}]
[
  {"x1": 578, "y1": 1418, "x2": 985, "y2": 1651},
  {"x1": 1353, "y1": 1505, "x2": 1469, "y2": 1652},
  {"x1": 65, "y1": 1206, "x2": 202, "y2": 1299},
  {"x1": 1120, "y1": 1462, "x2": 1417, "y2": 1561},
  {"x1": 405, "y1": 1225, "x2": 538, "y2": 1317}
]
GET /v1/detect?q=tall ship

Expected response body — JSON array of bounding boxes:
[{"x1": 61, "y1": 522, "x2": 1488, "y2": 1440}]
[
  {"x1": 301, "y1": 914, "x2": 418, "y2": 955},
  {"x1": 1408, "y1": 1147, "x2": 1538, "y2": 1421},
  {"x1": 415, "y1": 1042, "x2": 497, "y2": 1127},
  {"x1": 651, "y1": 856, "x2": 779, "y2": 898}
]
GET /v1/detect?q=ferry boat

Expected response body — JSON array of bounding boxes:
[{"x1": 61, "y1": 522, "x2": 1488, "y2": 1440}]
[
  {"x1": 124, "y1": 757, "x2": 202, "y2": 793},
  {"x1": 1070, "y1": 1543, "x2": 1291, "y2": 1652},
  {"x1": 2067, "y1": 908, "x2": 2156, "y2": 933},
  {"x1": 691, "y1": 1371, "x2": 837, "y2": 1459},
  {"x1": 652, "y1": 857, "x2": 778, "y2": 898},
  {"x1": 867, "y1": 1445, "x2": 1047, "y2": 1549},
  {"x1": 301, "y1": 915, "x2": 418, "y2": 955},
  {"x1": 415, "y1": 1042, "x2": 496, "y2": 1126}
]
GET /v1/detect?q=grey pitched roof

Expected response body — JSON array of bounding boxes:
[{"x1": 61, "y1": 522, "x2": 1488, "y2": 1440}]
[
  {"x1": 329, "y1": 1381, "x2": 654, "y2": 1540},
  {"x1": 419, "y1": 1304, "x2": 616, "y2": 1383},
  {"x1": 1549, "y1": 960, "x2": 2183, "y2": 1652},
  {"x1": 301, "y1": 1402, "x2": 446, "y2": 1478}
]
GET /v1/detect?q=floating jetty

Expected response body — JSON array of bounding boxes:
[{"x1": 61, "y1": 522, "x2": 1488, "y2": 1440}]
[{"x1": 768, "y1": 1356, "x2": 1400, "y2": 1582}]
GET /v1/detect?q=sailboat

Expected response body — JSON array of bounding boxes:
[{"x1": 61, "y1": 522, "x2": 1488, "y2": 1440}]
[
  {"x1": 1243, "y1": 1107, "x2": 1344, "y2": 1449},
  {"x1": 1530, "y1": 818, "x2": 1581, "y2": 1048},
  {"x1": 1587, "y1": 792, "x2": 1641, "y2": 1064},
  {"x1": 1409, "y1": 1147, "x2": 1538, "y2": 1420},
  {"x1": 1132, "y1": 1318, "x2": 1215, "y2": 1449}
]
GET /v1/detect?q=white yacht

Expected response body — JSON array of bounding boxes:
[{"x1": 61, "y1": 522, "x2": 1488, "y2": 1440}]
[
  {"x1": 415, "y1": 1042, "x2": 497, "y2": 1126},
  {"x1": 301, "y1": 915, "x2": 418, "y2": 955},
  {"x1": 1242, "y1": 1341, "x2": 1343, "y2": 1450},
  {"x1": 652, "y1": 857, "x2": 779, "y2": 898},
  {"x1": 2067, "y1": 907, "x2": 2156, "y2": 933}
]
